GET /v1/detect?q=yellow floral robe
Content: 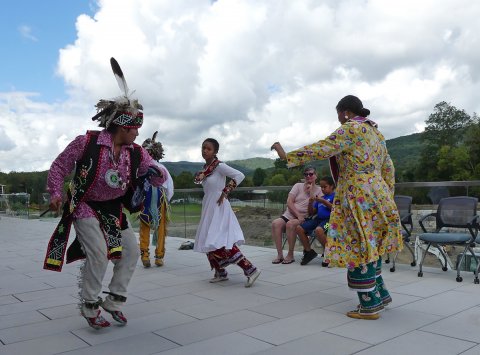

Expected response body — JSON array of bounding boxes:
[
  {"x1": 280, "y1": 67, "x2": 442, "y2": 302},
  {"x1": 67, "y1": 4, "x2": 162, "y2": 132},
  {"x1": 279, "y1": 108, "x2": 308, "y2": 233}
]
[{"x1": 286, "y1": 119, "x2": 403, "y2": 269}]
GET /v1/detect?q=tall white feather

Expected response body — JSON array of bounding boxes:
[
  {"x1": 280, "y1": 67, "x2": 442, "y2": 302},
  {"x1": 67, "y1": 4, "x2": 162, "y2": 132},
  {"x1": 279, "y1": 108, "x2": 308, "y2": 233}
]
[{"x1": 110, "y1": 57, "x2": 129, "y2": 98}]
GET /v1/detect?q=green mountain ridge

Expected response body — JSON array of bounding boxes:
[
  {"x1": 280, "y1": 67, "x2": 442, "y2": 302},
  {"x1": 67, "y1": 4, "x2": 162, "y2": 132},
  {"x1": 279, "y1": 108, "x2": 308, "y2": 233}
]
[
  {"x1": 163, "y1": 133, "x2": 423, "y2": 176},
  {"x1": 162, "y1": 157, "x2": 275, "y2": 176},
  {"x1": 228, "y1": 157, "x2": 275, "y2": 170}
]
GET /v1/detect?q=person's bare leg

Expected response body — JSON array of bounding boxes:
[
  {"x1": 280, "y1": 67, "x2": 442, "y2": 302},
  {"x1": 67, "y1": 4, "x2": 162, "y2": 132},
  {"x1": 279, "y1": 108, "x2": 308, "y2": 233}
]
[
  {"x1": 271, "y1": 218, "x2": 286, "y2": 262},
  {"x1": 315, "y1": 227, "x2": 329, "y2": 266},
  {"x1": 296, "y1": 224, "x2": 311, "y2": 251},
  {"x1": 284, "y1": 220, "x2": 300, "y2": 262},
  {"x1": 315, "y1": 227, "x2": 327, "y2": 248}
]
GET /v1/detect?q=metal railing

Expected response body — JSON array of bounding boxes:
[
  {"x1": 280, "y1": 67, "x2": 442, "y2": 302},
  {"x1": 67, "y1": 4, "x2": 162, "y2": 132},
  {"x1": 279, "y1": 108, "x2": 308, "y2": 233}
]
[
  {"x1": 4, "y1": 180, "x2": 480, "y2": 237},
  {"x1": 166, "y1": 181, "x2": 480, "y2": 239}
]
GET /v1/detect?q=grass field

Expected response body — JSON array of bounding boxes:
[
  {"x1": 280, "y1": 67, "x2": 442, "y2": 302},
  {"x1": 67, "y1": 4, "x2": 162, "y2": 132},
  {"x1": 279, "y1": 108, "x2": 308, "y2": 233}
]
[
  {"x1": 169, "y1": 203, "x2": 202, "y2": 223},
  {"x1": 125, "y1": 203, "x2": 202, "y2": 230}
]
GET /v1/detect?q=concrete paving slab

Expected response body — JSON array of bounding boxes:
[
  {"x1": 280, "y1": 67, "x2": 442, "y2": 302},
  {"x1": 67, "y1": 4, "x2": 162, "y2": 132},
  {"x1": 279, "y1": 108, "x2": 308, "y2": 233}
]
[
  {"x1": 155, "y1": 309, "x2": 276, "y2": 345},
  {"x1": 240, "y1": 308, "x2": 353, "y2": 345},
  {"x1": 420, "y1": 306, "x2": 480, "y2": 343},
  {"x1": 121, "y1": 294, "x2": 212, "y2": 320},
  {"x1": 247, "y1": 291, "x2": 350, "y2": 318},
  {"x1": 175, "y1": 293, "x2": 277, "y2": 320},
  {"x1": 151, "y1": 332, "x2": 273, "y2": 355},
  {"x1": 461, "y1": 344, "x2": 480, "y2": 354},
  {"x1": 131, "y1": 280, "x2": 214, "y2": 300},
  {"x1": 72, "y1": 311, "x2": 195, "y2": 346},
  {"x1": 0, "y1": 310, "x2": 49, "y2": 330},
  {"x1": 326, "y1": 307, "x2": 442, "y2": 345},
  {"x1": 251, "y1": 278, "x2": 341, "y2": 300},
  {"x1": 0, "y1": 332, "x2": 88, "y2": 355},
  {"x1": 0, "y1": 295, "x2": 21, "y2": 306},
  {"x1": 56, "y1": 332, "x2": 179, "y2": 355},
  {"x1": 253, "y1": 332, "x2": 371, "y2": 355},
  {"x1": 0, "y1": 315, "x2": 86, "y2": 344},
  {"x1": 390, "y1": 277, "x2": 464, "y2": 298},
  {"x1": 398, "y1": 290, "x2": 480, "y2": 316},
  {"x1": 12, "y1": 285, "x2": 77, "y2": 302},
  {"x1": 353, "y1": 330, "x2": 475, "y2": 355}
]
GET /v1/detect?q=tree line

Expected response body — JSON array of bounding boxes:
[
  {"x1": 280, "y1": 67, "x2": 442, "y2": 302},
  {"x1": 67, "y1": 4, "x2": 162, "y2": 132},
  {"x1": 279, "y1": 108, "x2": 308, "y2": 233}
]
[{"x1": 415, "y1": 101, "x2": 480, "y2": 181}]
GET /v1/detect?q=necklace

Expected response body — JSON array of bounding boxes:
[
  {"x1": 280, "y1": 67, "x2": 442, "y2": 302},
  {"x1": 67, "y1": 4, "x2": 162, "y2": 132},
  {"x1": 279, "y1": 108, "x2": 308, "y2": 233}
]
[
  {"x1": 194, "y1": 157, "x2": 221, "y2": 184},
  {"x1": 105, "y1": 148, "x2": 127, "y2": 190}
]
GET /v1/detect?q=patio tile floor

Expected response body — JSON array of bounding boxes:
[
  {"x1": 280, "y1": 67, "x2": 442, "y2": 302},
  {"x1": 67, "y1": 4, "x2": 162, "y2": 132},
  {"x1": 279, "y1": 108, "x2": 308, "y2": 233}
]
[{"x1": 1, "y1": 216, "x2": 479, "y2": 354}]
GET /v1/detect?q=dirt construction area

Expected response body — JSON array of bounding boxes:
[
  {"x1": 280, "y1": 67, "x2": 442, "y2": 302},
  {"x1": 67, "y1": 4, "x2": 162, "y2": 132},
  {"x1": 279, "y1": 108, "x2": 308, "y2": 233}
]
[{"x1": 167, "y1": 205, "x2": 476, "y2": 270}]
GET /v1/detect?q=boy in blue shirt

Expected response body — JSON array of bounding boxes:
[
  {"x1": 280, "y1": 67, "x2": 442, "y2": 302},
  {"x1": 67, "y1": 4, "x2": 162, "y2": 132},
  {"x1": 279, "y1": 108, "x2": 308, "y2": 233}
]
[{"x1": 297, "y1": 176, "x2": 335, "y2": 266}]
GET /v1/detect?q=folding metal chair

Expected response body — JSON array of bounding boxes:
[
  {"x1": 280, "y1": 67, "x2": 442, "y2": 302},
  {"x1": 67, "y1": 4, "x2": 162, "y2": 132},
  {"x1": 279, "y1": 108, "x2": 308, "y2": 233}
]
[
  {"x1": 389, "y1": 195, "x2": 416, "y2": 272},
  {"x1": 281, "y1": 231, "x2": 316, "y2": 249},
  {"x1": 417, "y1": 196, "x2": 479, "y2": 282}
]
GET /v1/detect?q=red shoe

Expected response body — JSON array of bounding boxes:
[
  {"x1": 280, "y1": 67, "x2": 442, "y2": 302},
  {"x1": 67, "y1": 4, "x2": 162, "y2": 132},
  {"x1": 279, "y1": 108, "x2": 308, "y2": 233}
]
[
  {"x1": 84, "y1": 310, "x2": 111, "y2": 329},
  {"x1": 102, "y1": 307, "x2": 128, "y2": 325}
]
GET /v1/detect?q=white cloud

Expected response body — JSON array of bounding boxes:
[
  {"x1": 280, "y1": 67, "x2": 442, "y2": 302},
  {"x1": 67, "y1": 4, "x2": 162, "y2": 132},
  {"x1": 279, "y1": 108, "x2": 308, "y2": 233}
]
[
  {"x1": 2, "y1": 0, "x2": 480, "y2": 171},
  {"x1": 0, "y1": 126, "x2": 15, "y2": 151},
  {"x1": 0, "y1": 92, "x2": 92, "y2": 172},
  {"x1": 18, "y1": 25, "x2": 38, "y2": 42}
]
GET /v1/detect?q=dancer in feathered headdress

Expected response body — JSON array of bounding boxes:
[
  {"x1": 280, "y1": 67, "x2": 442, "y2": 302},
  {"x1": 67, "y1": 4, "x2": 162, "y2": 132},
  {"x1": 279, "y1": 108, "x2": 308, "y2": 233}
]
[
  {"x1": 44, "y1": 58, "x2": 168, "y2": 330},
  {"x1": 139, "y1": 131, "x2": 174, "y2": 267}
]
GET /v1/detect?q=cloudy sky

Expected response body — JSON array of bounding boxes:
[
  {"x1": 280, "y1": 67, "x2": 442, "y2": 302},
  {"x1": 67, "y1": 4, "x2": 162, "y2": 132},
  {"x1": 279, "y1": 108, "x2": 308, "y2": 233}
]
[{"x1": 1, "y1": 0, "x2": 480, "y2": 172}]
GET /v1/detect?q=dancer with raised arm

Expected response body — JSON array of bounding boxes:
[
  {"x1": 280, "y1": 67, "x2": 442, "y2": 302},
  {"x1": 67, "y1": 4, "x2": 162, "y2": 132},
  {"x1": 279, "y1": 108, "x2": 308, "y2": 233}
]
[{"x1": 271, "y1": 95, "x2": 402, "y2": 320}]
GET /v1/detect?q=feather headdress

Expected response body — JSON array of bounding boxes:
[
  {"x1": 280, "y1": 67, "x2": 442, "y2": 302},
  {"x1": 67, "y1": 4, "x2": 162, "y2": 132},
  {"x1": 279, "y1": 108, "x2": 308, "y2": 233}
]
[
  {"x1": 142, "y1": 131, "x2": 164, "y2": 161},
  {"x1": 92, "y1": 57, "x2": 143, "y2": 129}
]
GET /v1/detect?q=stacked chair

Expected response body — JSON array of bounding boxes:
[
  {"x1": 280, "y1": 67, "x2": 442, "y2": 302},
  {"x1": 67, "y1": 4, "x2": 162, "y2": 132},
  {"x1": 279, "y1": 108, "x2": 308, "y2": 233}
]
[{"x1": 389, "y1": 195, "x2": 416, "y2": 272}]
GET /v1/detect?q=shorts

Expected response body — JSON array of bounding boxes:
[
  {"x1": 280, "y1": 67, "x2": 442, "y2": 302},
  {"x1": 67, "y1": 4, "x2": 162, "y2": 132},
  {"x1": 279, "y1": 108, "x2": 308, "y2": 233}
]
[
  {"x1": 317, "y1": 219, "x2": 330, "y2": 233},
  {"x1": 299, "y1": 218, "x2": 330, "y2": 234}
]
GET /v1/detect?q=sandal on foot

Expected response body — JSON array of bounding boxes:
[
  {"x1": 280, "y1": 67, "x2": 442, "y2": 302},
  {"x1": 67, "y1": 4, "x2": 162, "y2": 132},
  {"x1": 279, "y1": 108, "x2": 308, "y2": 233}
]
[
  {"x1": 272, "y1": 258, "x2": 284, "y2": 264},
  {"x1": 281, "y1": 258, "x2": 295, "y2": 264}
]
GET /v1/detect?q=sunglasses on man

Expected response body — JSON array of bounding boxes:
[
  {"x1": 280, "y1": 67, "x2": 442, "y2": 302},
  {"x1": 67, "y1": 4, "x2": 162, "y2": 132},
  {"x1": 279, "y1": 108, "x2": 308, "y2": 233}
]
[{"x1": 304, "y1": 172, "x2": 316, "y2": 177}]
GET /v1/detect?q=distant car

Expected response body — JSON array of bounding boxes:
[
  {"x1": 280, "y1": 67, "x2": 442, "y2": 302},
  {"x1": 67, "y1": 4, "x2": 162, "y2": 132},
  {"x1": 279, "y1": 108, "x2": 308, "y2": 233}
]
[{"x1": 229, "y1": 198, "x2": 246, "y2": 207}]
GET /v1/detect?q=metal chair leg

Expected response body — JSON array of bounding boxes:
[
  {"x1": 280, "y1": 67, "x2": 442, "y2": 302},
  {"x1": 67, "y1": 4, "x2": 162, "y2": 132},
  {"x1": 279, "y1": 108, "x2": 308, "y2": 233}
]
[
  {"x1": 281, "y1": 232, "x2": 287, "y2": 249},
  {"x1": 475, "y1": 262, "x2": 480, "y2": 284},
  {"x1": 404, "y1": 242, "x2": 416, "y2": 266},
  {"x1": 418, "y1": 243, "x2": 431, "y2": 277}
]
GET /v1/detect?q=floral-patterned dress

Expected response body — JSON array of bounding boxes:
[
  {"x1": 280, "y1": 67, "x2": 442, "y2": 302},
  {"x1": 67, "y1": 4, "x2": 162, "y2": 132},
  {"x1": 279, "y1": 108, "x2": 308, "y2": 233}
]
[{"x1": 286, "y1": 118, "x2": 403, "y2": 269}]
